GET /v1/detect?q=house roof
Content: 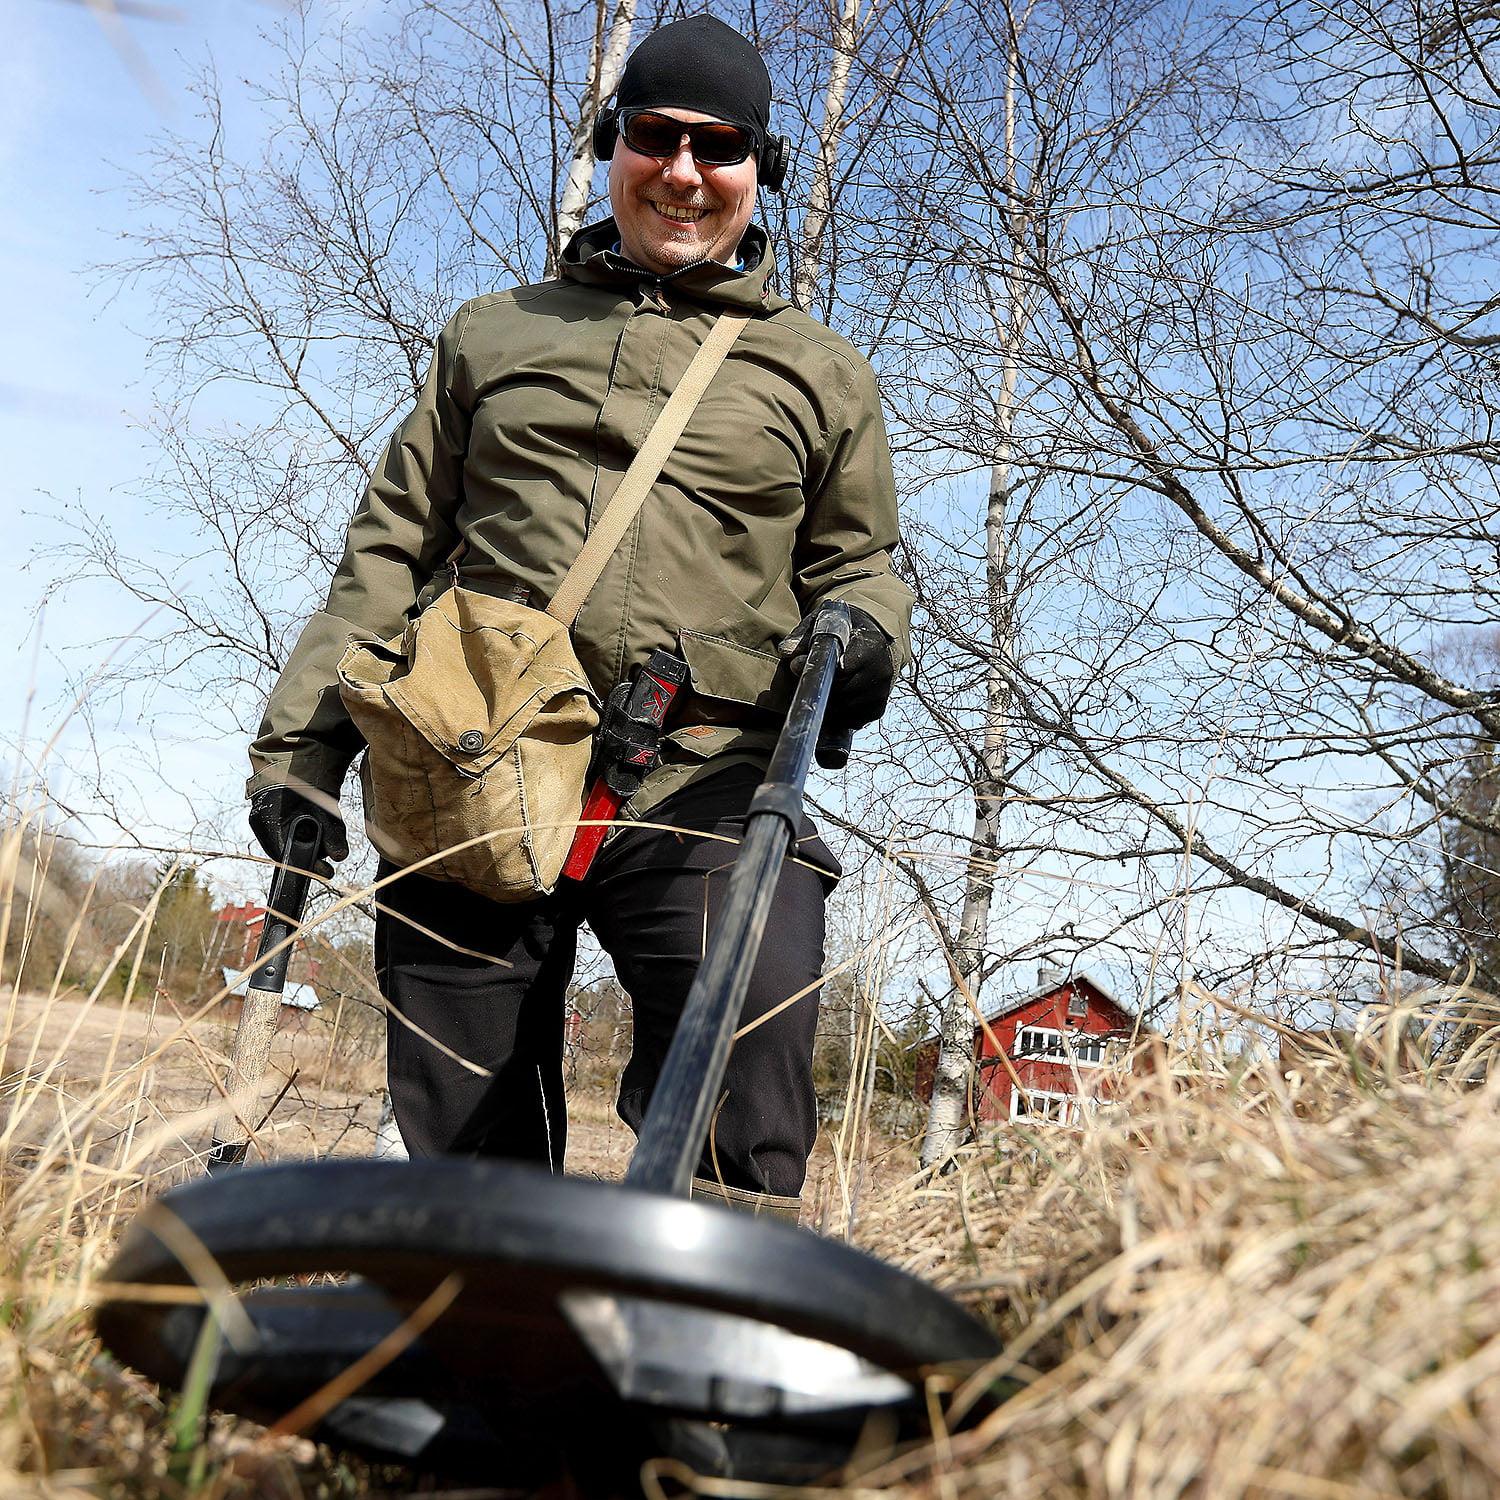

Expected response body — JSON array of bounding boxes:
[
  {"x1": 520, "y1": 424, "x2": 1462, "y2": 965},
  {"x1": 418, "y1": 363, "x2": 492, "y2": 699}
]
[
  {"x1": 216, "y1": 903, "x2": 265, "y2": 924},
  {"x1": 917, "y1": 969, "x2": 1134, "y2": 1047},
  {"x1": 985, "y1": 970, "x2": 1128, "y2": 1025}
]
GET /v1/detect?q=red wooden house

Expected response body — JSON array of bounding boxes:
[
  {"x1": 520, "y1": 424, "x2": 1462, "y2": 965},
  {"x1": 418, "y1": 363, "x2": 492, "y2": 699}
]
[
  {"x1": 216, "y1": 902, "x2": 266, "y2": 971},
  {"x1": 213, "y1": 902, "x2": 324, "y2": 1023},
  {"x1": 915, "y1": 968, "x2": 1141, "y2": 1127}
]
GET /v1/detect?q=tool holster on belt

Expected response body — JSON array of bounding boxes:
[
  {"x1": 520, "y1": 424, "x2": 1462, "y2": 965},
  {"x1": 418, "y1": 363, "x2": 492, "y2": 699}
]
[
  {"x1": 590, "y1": 678, "x2": 667, "y2": 801},
  {"x1": 563, "y1": 651, "x2": 690, "y2": 881}
]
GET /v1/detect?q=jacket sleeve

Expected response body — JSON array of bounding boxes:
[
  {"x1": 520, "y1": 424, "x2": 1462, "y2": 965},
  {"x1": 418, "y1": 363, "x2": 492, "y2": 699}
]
[
  {"x1": 246, "y1": 310, "x2": 472, "y2": 799},
  {"x1": 794, "y1": 354, "x2": 914, "y2": 671}
]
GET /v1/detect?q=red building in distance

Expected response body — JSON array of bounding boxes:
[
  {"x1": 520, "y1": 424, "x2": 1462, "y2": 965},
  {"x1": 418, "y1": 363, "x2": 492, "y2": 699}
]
[
  {"x1": 213, "y1": 902, "x2": 323, "y2": 1017},
  {"x1": 915, "y1": 968, "x2": 1141, "y2": 1127},
  {"x1": 216, "y1": 902, "x2": 266, "y2": 971}
]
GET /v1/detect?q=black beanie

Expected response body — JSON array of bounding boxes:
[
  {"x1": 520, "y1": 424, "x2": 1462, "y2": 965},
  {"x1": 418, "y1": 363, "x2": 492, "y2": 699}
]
[{"x1": 614, "y1": 15, "x2": 771, "y2": 143}]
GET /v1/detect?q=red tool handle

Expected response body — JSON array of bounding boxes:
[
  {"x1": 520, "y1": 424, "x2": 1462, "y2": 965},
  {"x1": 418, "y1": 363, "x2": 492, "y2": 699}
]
[
  {"x1": 562, "y1": 652, "x2": 688, "y2": 882},
  {"x1": 561, "y1": 780, "x2": 625, "y2": 882}
]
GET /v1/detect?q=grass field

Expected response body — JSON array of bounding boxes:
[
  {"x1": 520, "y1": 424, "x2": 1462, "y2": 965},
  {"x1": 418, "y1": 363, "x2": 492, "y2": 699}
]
[{"x1": 6, "y1": 838, "x2": 1500, "y2": 1497}]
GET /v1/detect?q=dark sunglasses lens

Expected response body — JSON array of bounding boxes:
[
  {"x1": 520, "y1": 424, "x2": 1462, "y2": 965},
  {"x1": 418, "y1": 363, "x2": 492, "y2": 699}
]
[
  {"x1": 622, "y1": 113, "x2": 685, "y2": 156},
  {"x1": 622, "y1": 113, "x2": 753, "y2": 164},
  {"x1": 690, "y1": 123, "x2": 753, "y2": 164}
]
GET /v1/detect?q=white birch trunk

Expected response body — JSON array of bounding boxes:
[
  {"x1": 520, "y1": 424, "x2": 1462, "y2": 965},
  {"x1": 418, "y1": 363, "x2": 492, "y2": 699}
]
[
  {"x1": 374, "y1": 1087, "x2": 409, "y2": 1160},
  {"x1": 552, "y1": 0, "x2": 639, "y2": 272},
  {"x1": 921, "y1": 19, "x2": 1026, "y2": 1167},
  {"x1": 792, "y1": 0, "x2": 868, "y2": 310}
]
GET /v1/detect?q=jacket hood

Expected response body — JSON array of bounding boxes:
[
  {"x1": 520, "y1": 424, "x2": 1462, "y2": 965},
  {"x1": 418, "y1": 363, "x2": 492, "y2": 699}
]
[{"x1": 560, "y1": 218, "x2": 789, "y2": 314}]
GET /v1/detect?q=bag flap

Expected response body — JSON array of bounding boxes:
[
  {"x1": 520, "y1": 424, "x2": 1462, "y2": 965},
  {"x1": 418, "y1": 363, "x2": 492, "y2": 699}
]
[
  {"x1": 337, "y1": 634, "x2": 407, "y2": 689},
  {"x1": 344, "y1": 588, "x2": 597, "y2": 771}
]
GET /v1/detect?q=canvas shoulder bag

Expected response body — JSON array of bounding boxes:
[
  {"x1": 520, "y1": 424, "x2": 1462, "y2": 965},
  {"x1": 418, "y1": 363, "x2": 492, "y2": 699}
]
[{"x1": 337, "y1": 310, "x2": 750, "y2": 899}]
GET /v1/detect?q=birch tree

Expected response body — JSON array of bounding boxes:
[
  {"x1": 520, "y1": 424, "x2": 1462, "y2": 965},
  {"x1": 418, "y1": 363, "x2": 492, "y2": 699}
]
[
  {"x1": 551, "y1": 0, "x2": 639, "y2": 266},
  {"x1": 920, "y1": 6, "x2": 1028, "y2": 1165},
  {"x1": 789, "y1": 0, "x2": 867, "y2": 312},
  {"x1": 828, "y1": 0, "x2": 1250, "y2": 1156}
]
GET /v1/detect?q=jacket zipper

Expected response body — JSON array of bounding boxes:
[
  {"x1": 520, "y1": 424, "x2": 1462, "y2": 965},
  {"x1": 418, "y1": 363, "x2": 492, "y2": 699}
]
[{"x1": 603, "y1": 255, "x2": 715, "y2": 313}]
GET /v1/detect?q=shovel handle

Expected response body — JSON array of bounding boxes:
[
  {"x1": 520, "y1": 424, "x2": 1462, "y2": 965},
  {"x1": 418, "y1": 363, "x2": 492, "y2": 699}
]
[{"x1": 206, "y1": 814, "x2": 324, "y2": 1173}]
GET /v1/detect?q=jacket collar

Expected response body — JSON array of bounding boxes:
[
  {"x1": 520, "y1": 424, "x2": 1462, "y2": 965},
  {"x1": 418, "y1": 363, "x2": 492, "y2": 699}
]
[{"x1": 560, "y1": 218, "x2": 789, "y2": 313}]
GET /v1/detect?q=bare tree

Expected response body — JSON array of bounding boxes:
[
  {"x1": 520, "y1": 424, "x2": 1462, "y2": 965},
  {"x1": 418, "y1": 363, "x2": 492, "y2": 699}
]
[
  {"x1": 919, "y1": 1, "x2": 1029, "y2": 1165},
  {"x1": 552, "y1": 0, "x2": 640, "y2": 263},
  {"x1": 789, "y1": 0, "x2": 873, "y2": 311},
  {"x1": 818, "y1": 0, "x2": 1260, "y2": 1156},
  {"x1": 877, "y1": 0, "x2": 1500, "y2": 1135},
  {"x1": 59, "y1": 2, "x2": 629, "y2": 758}
]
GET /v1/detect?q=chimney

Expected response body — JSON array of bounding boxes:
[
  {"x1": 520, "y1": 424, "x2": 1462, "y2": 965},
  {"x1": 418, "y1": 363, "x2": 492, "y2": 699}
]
[{"x1": 1038, "y1": 963, "x2": 1065, "y2": 989}]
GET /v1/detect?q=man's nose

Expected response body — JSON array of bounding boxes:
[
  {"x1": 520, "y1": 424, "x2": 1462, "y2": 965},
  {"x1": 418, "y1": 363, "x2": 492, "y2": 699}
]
[{"x1": 661, "y1": 141, "x2": 703, "y2": 187}]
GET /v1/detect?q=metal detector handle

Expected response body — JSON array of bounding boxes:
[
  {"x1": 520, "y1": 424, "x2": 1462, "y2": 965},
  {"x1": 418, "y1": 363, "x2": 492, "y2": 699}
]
[
  {"x1": 625, "y1": 600, "x2": 850, "y2": 1199},
  {"x1": 206, "y1": 814, "x2": 324, "y2": 1174},
  {"x1": 816, "y1": 724, "x2": 854, "y2": 770}
]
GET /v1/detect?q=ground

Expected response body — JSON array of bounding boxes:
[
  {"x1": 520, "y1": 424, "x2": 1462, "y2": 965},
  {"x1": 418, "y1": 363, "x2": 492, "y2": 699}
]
[
  {"x1": 11, "y1": 984, "x2": 1500, "y2": 1497},
  {"x1": 0, "y1": 986, "x2": 910, "y2": 1230}
]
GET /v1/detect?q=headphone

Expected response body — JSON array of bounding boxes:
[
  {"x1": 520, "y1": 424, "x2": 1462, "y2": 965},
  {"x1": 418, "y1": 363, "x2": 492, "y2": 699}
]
[{"x1": 594, "y1": 108, "x2": 791, "y2": 195}]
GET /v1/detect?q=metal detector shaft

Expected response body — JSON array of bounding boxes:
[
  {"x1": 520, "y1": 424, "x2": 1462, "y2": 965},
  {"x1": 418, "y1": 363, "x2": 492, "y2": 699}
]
[
  {"x1": 206, "y1": 815, "x2": 323, "y2": 1174},
  {"x1": 626, "y1": 599, "x2": 852, "y2": 1198}
]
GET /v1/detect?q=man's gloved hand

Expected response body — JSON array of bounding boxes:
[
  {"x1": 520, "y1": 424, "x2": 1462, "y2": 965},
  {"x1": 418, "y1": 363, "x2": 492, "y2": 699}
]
[
  {"x1": 778, "y1": 604, "x2": 895, "y2": 731},
  {"x1": 248, "y1": 787, "x2": 348, "y2": 879}
]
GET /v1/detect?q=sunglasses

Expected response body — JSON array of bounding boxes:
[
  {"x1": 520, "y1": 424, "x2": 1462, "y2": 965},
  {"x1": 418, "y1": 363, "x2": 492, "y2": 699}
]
[{"x1": 618, "y1": 110, "x2": 757, "y2": 167}]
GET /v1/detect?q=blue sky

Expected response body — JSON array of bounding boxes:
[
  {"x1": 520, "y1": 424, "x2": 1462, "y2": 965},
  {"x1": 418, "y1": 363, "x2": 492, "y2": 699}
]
[{"x1": 2, "y1": 2, "x2": 294, "y2": 852}]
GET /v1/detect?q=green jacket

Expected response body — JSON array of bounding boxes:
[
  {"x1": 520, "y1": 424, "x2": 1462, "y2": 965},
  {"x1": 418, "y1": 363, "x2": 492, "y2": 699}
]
[{"x1": 248, "y1": 219, "x2": 913, "y2": 809}]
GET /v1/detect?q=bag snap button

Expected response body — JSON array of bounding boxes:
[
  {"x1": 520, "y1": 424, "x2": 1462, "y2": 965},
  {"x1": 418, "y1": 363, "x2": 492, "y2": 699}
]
[{"x1": 457, "y1": 730, "x2": 485, "y2": 753}]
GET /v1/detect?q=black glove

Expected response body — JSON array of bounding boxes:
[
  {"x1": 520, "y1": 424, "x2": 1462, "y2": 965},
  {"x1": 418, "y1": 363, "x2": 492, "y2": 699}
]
[
  {"x1": 248, "y1": 786, "x2": 348, "y2": 879},
  {"x1": 778, "y1": 604, "x2": 895, "y2": 732}
]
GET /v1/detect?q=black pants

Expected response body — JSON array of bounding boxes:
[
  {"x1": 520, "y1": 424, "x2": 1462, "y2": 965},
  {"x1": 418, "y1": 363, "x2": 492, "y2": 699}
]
[{"x1": 374, "y1": 765, "x2": 835, "y2": 1198}]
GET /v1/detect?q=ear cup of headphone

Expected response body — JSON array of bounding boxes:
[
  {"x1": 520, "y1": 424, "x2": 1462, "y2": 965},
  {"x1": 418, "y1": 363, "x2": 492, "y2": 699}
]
[
  {"x1": 759, "y1": 134, "x2": 790, "y2": 193},
  {"x1": 593, "y1": 108, "x2": 618, "y2": 161}
]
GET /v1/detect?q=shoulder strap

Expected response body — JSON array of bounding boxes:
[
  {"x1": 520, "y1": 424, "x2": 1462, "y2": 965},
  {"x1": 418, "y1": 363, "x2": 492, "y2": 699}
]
[{"x1": 546, "y1": 309, "x2": 752, "y2": 628}]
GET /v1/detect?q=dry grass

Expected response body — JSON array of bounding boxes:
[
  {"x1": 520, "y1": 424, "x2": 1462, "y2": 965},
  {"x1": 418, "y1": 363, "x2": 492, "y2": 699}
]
[
  {"x1": 846, "y1": 1052, "x2": 1500, "y2": 1500},
  {"x1": 7, "y1": 818, "x2": 1500, "y2": 1496}
]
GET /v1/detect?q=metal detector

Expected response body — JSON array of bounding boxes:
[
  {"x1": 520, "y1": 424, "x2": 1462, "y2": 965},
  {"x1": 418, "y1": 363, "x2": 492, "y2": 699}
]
[{"x1": 95, "y1": 602, "x2": 1003, "y2": 1493}]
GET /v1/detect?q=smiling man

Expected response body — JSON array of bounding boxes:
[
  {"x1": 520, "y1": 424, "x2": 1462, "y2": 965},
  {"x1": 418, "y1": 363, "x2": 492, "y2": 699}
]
[{"x1": 247, "y1": 16, "x2": 913, "y2": 1219}]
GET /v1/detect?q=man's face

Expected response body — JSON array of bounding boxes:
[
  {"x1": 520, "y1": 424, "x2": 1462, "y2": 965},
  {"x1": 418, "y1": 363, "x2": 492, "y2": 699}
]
[{"x1": 608, "y1": 107, "x2": 758, "y2": 275}]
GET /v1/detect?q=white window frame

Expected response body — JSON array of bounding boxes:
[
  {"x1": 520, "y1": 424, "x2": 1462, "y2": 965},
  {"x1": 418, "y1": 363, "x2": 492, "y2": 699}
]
[
  {"x1": 1009, "y1": 1088, "x2": 1082, "y2": 1127},
  {"x1": 1014, "y1": 1025, "x2": 1107, "y2": 1067}
]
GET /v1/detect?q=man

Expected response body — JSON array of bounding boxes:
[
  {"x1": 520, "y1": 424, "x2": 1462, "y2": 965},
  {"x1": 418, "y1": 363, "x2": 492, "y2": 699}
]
[{"x1": 247, "y1": 15, "x2": 912, "y2": 1219}]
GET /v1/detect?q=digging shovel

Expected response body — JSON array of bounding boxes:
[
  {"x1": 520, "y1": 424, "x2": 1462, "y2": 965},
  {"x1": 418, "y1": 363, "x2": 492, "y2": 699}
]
[{"x1": 206, "y1": 814, "x2": 324, "y2": 1173}]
